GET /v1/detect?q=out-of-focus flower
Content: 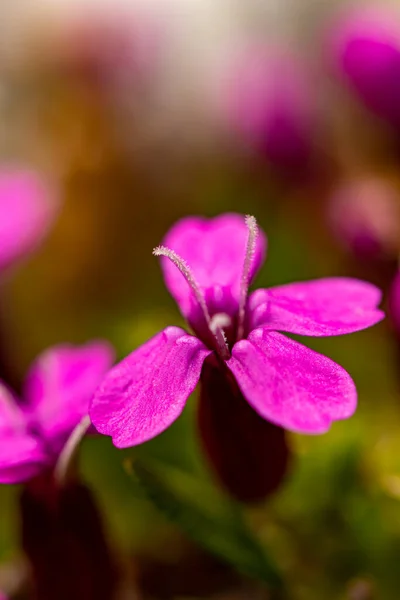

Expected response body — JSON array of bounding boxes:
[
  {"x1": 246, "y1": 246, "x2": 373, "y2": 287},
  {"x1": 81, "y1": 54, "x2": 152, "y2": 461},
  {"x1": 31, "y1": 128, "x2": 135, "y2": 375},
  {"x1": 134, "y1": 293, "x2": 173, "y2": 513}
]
[
  {"x1": 327, "y1": 177, "x2": 400, "y2": 259},
  {"x1": 42, "y1": 5, "x2": 161, "y2": 88},
  {"x1": 0, "y1": 341, "x2": 114, "y2": 483},
  {"x1": 215, "y1": 46, "x2": 319, "y2": 175},
  {"x1": 330, "y1": 6, "x2": 400, "y2": 129},
  {"x1": 90, "y1": 213, "x2": 383, "y2": 502},
  {"x1": 389, "y1": 270, "x2": 400, "y2": 333},
  {"x1": 0, "y1": 169, "x2": 58, "y2": 273}
]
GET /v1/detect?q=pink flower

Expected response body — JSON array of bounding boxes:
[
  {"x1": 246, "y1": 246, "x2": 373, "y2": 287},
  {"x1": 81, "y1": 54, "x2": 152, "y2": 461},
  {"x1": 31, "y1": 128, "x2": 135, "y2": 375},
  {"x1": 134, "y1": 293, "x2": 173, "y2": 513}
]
[
  {"x1": 0, "y1": 341, "x2": 114, "y2": 483},
  {"x1": 0, "y1": 168, "x2": 59, "y2": 272},
  {"x1": 90, "y1": 214, "x2": 383, "y2": 500},
  {"x1": 218, "y1": 46, "x2": 318, "y2": 175}
]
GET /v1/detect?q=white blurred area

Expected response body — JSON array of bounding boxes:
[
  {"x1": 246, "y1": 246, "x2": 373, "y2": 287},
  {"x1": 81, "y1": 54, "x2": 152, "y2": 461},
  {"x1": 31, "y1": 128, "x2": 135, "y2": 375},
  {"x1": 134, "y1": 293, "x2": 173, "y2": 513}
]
[
  {"x1": 0, "y1": 0, "x2": 388, "y2": 164},
  {"x1": 0, "y1": 0, "x2": 315, "y2": 113}
]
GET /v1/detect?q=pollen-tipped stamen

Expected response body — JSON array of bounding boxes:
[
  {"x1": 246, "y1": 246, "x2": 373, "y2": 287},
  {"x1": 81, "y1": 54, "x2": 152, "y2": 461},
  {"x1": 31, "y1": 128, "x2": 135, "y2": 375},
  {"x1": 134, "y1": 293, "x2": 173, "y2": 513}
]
[
  {"x1": 153, "y1": 245, "x2": 230, "y2": 359},
  {"x1": 237, "y1": 215, "x2": 258, "y2": 340}
]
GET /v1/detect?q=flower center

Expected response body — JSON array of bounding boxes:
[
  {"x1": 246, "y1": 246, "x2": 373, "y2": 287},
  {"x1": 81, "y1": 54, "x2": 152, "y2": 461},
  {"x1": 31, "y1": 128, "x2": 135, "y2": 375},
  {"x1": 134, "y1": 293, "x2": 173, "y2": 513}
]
[
  {"x1": 153, "y1": 245, "x2": 230, "y2": 359},
  {"x1": 153, "y1": 214, "x2": 259, "y2": 359}
]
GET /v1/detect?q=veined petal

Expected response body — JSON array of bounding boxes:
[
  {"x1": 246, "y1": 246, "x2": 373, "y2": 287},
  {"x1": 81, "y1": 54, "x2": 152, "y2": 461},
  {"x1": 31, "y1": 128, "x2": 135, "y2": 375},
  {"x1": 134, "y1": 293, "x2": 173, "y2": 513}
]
[
  {"x1": 23, "y1": 341, "x2": 115, "y2": 452},
  {"x1": 0, "y1": 434, "x2": 46, "y2": 483},
  {"x1": 248, "y1": 278, "x2": 384, "y2": 336},
  {"x1": 89, "y1": 327, "x2": 212, "y2": 448},
  {"x1": 160, "y1": 214, "x2": 267, "y2": 320},
  {"x1": 0, "y1": 168, "x2": 59, "y2": 271},
  {"x1": 227, "y1": 330, "x2": 357, "y2": 434}
]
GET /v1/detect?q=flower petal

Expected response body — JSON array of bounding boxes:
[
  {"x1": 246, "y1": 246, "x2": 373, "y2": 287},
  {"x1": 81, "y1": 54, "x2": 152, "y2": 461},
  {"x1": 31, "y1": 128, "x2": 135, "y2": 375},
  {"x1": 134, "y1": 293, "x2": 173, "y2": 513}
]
[
  {"x1": 89, "y1": 327, "x2": 212, "y2": 448},
  {"x1": 0, "y1": 383, "x2": 45, "y2": 483},
  {"x1": 227, "y1": 330, "x2": 357, "y2": 434},
  {"x1": 0, "y1": 434, "x2": 46, "y2": 483},
  {"x1": 248, "y1": 277, "x2": 384, "y2": 336},
  {"x1": 23, "y1": 341, "x2": 115, "y2": 452},
  {"x1": 0, "y1": 381, "x2": 25, "y2": 436},
  {"x1": 0, "y1": 168, "x2": 59, "y2": 271},
  {"x1": 160, "y1": 214, "x2": 267, "y2": 320}
]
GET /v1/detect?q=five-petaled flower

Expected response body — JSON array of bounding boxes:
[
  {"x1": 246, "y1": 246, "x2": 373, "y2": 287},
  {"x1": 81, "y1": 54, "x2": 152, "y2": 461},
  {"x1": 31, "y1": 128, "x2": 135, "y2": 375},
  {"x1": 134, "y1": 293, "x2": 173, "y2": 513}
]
[
  {"x1": 0, "y1": 341, "x2": 114, "y2": 483},
  {"x1": 90, "y1": 213, "x2": 384, "y2": 500}
]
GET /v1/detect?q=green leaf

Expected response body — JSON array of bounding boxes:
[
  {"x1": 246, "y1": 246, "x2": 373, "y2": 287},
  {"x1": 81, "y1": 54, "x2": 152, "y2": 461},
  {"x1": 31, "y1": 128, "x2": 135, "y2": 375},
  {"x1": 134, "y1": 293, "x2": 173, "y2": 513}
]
[{"x1": 126, "y1": 457, "x2": 283, "y2": 590}]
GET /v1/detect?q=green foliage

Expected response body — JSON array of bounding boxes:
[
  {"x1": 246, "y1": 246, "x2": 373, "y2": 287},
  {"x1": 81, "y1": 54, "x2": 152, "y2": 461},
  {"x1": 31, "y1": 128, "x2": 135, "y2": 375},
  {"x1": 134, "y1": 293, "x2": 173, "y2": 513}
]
[{"x1": 127, "y1": 457, "x2": 284, "y2": 590}]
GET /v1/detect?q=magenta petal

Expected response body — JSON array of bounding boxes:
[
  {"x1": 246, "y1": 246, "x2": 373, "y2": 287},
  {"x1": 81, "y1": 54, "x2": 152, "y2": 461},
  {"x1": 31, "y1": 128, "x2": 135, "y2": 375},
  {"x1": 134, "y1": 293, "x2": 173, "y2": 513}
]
[
  {"x1": 23, "y1": 341, "x2": 115, "y2": 451},
  {"x1": 227, "y1": 330, "x2": 357, "y2": 434},
  {"x1": 248, "y1": 278, "x2": 384, "y2": 337},
  {"x1": 0, "y1": 382, "x2": 25, "y2": 436},
  {"x1": 0, "y1": 169, "x2": 58, "y2": 271},
  {"x1": 0, "y1": 434, "x2": 45, "y2": 483},
  {"x1": 0, "y1": 383, "x2": 45, "y2": 483},
  {"x1": 160, "y1": 214, "x2": 267, "y2": 320},
  {"x1": 89, "y1": 327, "x2": 212, "y2": 448}
]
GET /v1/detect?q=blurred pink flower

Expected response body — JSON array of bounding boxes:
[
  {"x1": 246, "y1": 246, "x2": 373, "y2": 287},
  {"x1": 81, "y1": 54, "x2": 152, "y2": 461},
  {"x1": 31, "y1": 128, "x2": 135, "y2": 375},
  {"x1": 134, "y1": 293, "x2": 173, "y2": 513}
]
[
  {"x1": 0, "y1": 169, "x2": 59, "y2": 272},
  {"x1": 330, "y1": 6, "x2": 400, "y2": 128},
  {"x1": 218, "y1": 47, "x2": 319, "y2": 174},
  {"x1": 327, "y1": 177, "x2": 400, "y2": 258},
  {"x1": 0, "y1": 341, "x2": 114, "y2": 483},
  {"x1": 90, "y1": 213, "x2": 383, "y2": 502},
  {"x1": 389, "y1": 270, "x2": 400, "y2": 333}
]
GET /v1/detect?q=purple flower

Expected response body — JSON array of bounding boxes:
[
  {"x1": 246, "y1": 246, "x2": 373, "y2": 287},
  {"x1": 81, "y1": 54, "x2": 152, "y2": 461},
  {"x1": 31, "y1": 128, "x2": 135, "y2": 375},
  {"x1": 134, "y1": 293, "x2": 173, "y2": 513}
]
[
  {"x1": 0, "y1": 341, "x2": 114, "y2": 484},
  {"x1": 218, "y1": 46, "x2": 318, "y2": 175},
  {"x1": 90, "y1": 215, "x2": 384, "y2": 499},
  {"x1": 330, "y1": 6, "x2": 400, "y2": 129}
]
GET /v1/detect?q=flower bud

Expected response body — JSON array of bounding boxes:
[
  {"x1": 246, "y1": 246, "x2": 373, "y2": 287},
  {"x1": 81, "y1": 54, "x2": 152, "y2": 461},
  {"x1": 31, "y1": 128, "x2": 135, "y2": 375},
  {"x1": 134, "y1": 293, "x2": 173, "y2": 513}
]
[
  {"x1": 20, "y1": 474, "x2": 117, "y2": 600},
  {"x1": 198, "y1": 356, "x2": 290, "y2": 504}
]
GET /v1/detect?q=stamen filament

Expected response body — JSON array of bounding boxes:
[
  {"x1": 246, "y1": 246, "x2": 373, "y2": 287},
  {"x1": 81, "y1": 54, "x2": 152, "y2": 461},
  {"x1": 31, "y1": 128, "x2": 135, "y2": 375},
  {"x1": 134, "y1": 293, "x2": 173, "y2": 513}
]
[
  {"x1": 153, "y1": 245, "x2": 230, "y2": 359},
  {"x1": 55, "y1": 415, "x2": 91, "y2": 485},
  {"x1": 237, "y1": 215, "x2": 258, "y2": 340},
  {"x1": 153, "y1": 245, "x2": 211, "y2": 324}
]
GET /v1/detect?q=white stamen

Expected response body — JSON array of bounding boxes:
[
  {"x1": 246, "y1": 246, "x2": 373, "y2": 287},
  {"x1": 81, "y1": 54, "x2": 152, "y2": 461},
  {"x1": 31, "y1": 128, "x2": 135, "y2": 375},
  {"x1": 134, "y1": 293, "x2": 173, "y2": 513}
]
[
  {"x1": 153, "y1": 245, "x2": 211, "y2": 324},
  {"x1": 55, "y1": 415, "x2": 91, "y2": 485},
  {"x1": 209, "y1": 313, "x2": 232, "y2": 334},
  {"x1": 153, "y1": 245, "x2": 230, "y2": 359},
  {"x1": 237, "y1": 215, "x2": 258, "y2": 340}
]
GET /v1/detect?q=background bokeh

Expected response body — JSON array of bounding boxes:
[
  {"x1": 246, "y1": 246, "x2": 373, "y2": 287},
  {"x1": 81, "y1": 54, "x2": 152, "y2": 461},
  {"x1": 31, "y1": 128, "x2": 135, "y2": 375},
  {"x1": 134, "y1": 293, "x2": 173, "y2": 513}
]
[{"x1": 1, "y1": 1, "x2": 400, "y2": 598}]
